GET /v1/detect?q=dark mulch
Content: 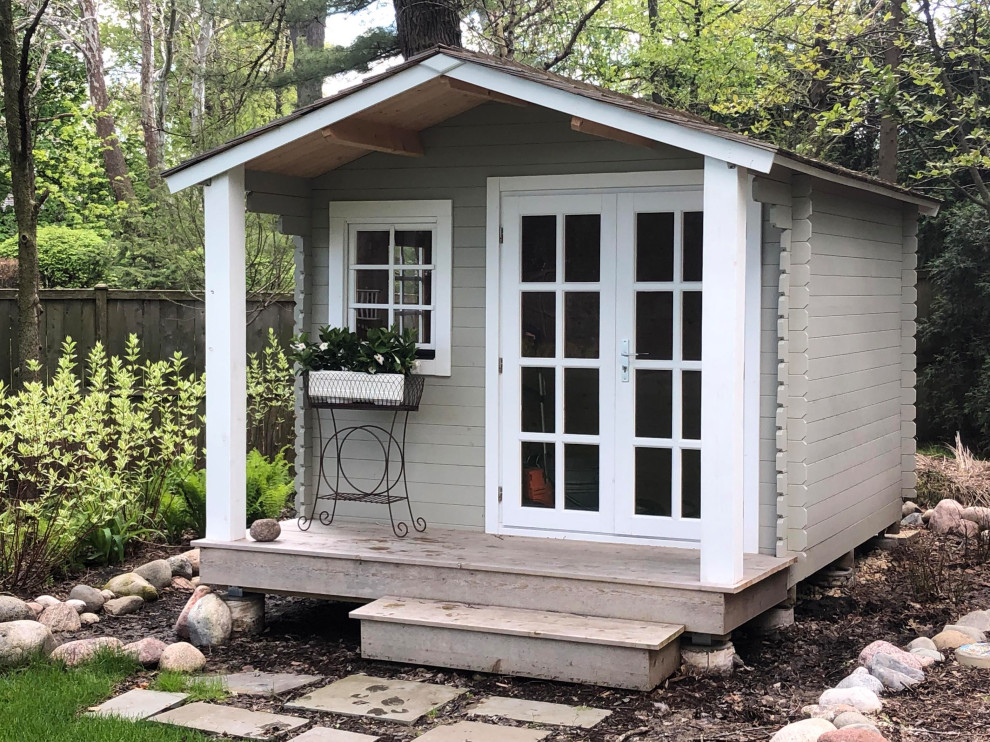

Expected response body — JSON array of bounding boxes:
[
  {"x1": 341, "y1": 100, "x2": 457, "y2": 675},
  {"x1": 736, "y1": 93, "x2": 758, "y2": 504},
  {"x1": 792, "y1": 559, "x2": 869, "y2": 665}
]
[{"x1": 29, "y1": 533, "x2": 990, "y2": 741}]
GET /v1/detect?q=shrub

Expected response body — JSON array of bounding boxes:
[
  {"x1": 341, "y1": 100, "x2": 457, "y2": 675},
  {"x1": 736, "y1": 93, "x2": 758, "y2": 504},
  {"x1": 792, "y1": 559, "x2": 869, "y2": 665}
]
[
  {"x1": 0, "y1": 225, "x2": 113, "y2": 288},
  {"x1": 247, "y1": 329, "x2": 294, "y2": 459},
  {"x1": 0, "y1": 337, "x2": 204, "y2": 590}
]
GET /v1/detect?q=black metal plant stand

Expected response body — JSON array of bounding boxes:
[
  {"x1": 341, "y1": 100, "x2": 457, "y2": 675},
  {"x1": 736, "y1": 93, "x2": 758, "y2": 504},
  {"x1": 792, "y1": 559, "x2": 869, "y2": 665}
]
[{"x1": 299, "y1": 372, "x2": 427, "y2": 537}]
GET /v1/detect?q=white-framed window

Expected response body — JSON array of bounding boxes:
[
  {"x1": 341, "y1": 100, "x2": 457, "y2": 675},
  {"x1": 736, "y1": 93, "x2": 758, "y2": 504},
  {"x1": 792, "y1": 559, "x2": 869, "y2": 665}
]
[{"x1": 329, "y1": 200, "x2": 453, "y2": 376}]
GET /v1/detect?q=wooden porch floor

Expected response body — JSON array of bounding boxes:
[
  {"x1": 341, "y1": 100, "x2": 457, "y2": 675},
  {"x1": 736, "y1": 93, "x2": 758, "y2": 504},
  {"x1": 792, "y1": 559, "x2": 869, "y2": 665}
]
[{"x1": 196, "y1": 521, "x2": 795, "y2": 634}]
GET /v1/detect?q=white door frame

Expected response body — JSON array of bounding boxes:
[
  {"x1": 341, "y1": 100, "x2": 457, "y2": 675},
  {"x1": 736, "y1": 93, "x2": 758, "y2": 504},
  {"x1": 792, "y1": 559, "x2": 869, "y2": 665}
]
[{"x1": 485, "y1": 171, "x2": 761, "y2": 549}]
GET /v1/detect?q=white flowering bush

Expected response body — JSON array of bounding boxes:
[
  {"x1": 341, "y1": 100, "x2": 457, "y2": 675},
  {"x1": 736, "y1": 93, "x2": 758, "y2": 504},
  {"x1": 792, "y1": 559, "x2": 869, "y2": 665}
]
[{"x1": 0, "y1": 336, "x2": 204, "y2": 591}]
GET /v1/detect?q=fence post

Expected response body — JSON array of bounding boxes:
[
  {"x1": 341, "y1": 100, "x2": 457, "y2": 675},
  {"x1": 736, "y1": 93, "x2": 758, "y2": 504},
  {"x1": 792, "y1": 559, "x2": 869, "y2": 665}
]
[{"x1": 94, "y1": 284, "x2": 109, "y2": 348}]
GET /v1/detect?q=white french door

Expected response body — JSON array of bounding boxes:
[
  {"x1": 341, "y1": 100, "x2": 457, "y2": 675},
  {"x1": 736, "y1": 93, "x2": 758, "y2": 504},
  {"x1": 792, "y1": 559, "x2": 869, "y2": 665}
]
[{"x1": 500, "y1": 187, "x2": 705, "y2": 543}]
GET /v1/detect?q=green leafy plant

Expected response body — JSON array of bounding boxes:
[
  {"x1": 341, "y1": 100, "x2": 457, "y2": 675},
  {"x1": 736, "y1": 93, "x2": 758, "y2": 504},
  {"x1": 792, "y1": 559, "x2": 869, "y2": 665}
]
[
  {"x1": 247, "y1": 329, "x2": 294, "y2": 459},
  {"x1": 0, "y1": 225, "x2": 113, "y2": 288},
  {"x1": 289, "y1": 324, "x2": 419, "y2": 375}
]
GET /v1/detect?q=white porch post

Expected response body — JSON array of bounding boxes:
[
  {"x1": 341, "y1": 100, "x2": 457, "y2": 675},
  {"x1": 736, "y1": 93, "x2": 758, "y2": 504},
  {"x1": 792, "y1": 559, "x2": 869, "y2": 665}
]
[
  {"x1": 203, "y1": 166, "x2": 247, "y2": 541},
  {"x1": 700, "y1": 157, "x2": 748, "y2": 585}
]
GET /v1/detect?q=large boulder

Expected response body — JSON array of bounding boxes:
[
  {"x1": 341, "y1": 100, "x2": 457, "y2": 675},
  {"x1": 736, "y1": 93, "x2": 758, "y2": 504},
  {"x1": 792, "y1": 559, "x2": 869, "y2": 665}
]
[
  {"x1": 0, "y1": 596, "x2": 33, "y2": 622},
  {"x1": 122, "y1": 637, "x2": 168, "y2": 668},
  {"x1": 104, "y1": 573, "x2": 158, "y2": 602},
  {"x1": 51, "y1": 637, "x2": 123, "y2": 667},
  {"x1": 158, "y1": 642, "x2": 205, "y2": 672},
  {"x1": 104, "y1": 596, "x2": 144, "y2": 617},
  {"x1": 818, "y1": 688, "x2": 883, "y2": 714},
  {"x1": 174, "y1": 585, "x2": 211, "y2": 639},
  {"x1": 166, "y1": 555, "x2": 193, "y2": 579},
  {"x1": 928, "y1": 499, "x2": 966, "y2": 535},
  {"x1": 870, "y1": 664, "x2": 921, "y2": 692},
  {"x1": 962, "y1": 506, "x2": 990, "y2": 528},
  {"x1": 39, "y1": 603, "x2": 81, "y2": 633},
  {"x1": 956, "y1": 611, "x2": 990, "y2": 632},
  {"x1": 133, "y1": 560, "x2": 173, "y2": 590},
  {"x1": 867, "y1": 652, "x2": 925, "y2": 682},
  {"x1": 67, "y1": 585, "x2": 105, "y2": 613},
  {"x1": 770, "y1": 718, "x2": 837, "y2": 742},
  {"x1": 186, "y1": 593, "x2": 232, "y2": 647},
  {"x1": 858, "y1": 640, "x2": 925, "y2": 671},
  {"x1": 0, "y1": 620, "x2": 55, "y2": 667}
]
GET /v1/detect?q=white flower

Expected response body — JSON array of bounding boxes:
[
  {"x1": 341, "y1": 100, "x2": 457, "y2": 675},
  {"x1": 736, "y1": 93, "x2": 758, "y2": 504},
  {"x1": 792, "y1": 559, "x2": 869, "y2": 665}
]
[
  {"x1": 319, "y1": 342, "x2": 328, "y2": 351},
  {"x1": 291, "y1": 342, "x2": 305, "y2": 352},
  {"x1": 374, "y1": 353, "x2": 385, "y2": 364},
  {"x1": 412, "y1": 360, "x2": 420, "y2": 370}
]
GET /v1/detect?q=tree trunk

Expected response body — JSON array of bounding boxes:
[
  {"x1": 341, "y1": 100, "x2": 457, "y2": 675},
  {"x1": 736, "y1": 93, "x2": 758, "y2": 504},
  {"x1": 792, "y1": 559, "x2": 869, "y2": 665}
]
[
  {"x1": 392, "y1": 0, "x2": 461, "y2": 59},
  {"x1": 877, "y1": 0, "x2": 904, "y2": 183},
  {"x1": 155, "y1": 0, "x2": 177, "y2": 163},
  {"x1": 79, "y1": 0, "x2": 136, "y2": 202},
  {"x1": 0, "y1": 0, "x2": 45, "y2": 384},
  {"x1": 138, "y1": 0, "x2": 160, "y2": 180},
  {"x1": 190, "y1": 0, "x2": 213, "y2": 143},
  {"x1": 289, "y1": 10, "x2": 325, "y2": 108},
  {"x1": 647, "y1": 0, "x2": 661, "y2": 103}
]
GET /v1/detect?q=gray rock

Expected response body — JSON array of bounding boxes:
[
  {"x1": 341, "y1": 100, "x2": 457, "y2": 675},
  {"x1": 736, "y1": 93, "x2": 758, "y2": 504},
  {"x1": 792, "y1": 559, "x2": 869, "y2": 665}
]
[
  {"x1": 818, "y1": 687, "x2": 883, "y2": 713},
  {"x1": 123, "y1": 637, "x2": 168, "y2": 667},
  {"x1": 51, "y1": 637, "x2": 123, "y2": 667},
  {"x1": 962, "y1": 506, "x2": 990, "y2": 528},
  {"x1": 104, "y1": 573, "x2": 158, "y2": 602},
  {"x1": 956, "y1": 611, "x2": 990, "y2": 632},
  {"x1": 249, "y1": 518, "x2": 281, "y2": 542},
  {"x1": 68, "y1": 585, "x2": 105, "y2": 613},
  {"x1": 928, "y1": 498, "x2": 965, "y2": 535},
  {"x1": 35, "y1": 595, "x2": 59, "y2": 607},
  {"x1": 942, "y1": 624, "x2": 986, "y2": 642},
  {"x1": 0, "y1": 596, "x2": 33, "y2": 622},
  {"x1": 158, "y1": 642, "x2": 206, "y2": 672},
  {"x1": 901, "y1": 513, "x2": 924, "y2": 527},
  {"x1": 902, "y1": 501, "x2": 921, "y2": 517},
  {"x1": 867, "y1": 651, "x2": 925, "y2": 681},
  {"x1": 133, "y1": 560, "x2": 173, "y2": 590},
  {"x1": 65, "y1": 599, "x2": 87, "y2": 614},
  {"x1": 166, "y1": 555, "x2": 193, "y2": 579},
  {"x1": 833, "y1": 711, "x2": 875, "y2": 728},
  {"x1": 0, "y1": 620, "x2": 55, "y2": 667},
  {"x1": 100, "y1": 589, "x2": 116, "y2": 602},
  {"x1": 836, "y1": 669, "x2": 885, "y2": 695},
  {"x1": 769, "y1": 719, "x2": 837, "y2": 742},
  {"x1": 870, "y1": 664, "x2": 922, "y2": 691},
  {"x1": 104, "y1": 596, "x2": 145, "y2": 617},
  {"x1": 39, "y1": 603, "x2": 81, "y2": 633},
  {"x1": 181, "y1": 549, "x2": 200, "y2": 575},
  {"x1": 907, "y1": 636, "x2": 937, "y2": 652},
  {"x1": 186, "y1": 593, "x2": 232, "y2": 647},
  {"x1": 79, "y1": 613, "x2": 100, "y2": 626},
  {"x1": 25, "y1": 602, "x2": 42, "y2": 619},
  {"x1": 910, "y1": 648, "x2": 944, "y2": 663}
]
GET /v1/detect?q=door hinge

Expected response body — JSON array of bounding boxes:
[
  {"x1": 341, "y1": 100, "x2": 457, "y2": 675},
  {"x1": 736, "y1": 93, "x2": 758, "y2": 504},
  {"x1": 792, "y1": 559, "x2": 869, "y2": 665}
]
[
  {"x1": 498, "y1": 357, "x2": 503, "y2": 373},
  {"x1": 499, "y1": 226, "x2": 503, "y2": 244},
  {"x1": 498, "y1": 486, "x2": 503, "y2": 502}
]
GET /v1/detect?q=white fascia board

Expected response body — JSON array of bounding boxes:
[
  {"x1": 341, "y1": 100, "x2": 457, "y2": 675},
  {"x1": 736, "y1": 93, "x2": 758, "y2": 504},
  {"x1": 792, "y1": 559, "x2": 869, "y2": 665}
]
[
  {"x1": 437, "y1": 55, "x2": 776, "y2": 173},
  {"x1": 165, "y1": 64, "x2": 444, "y2": 193},
  {"x1": 775, "y1": 155, "x2": 940, "y2": 216}
]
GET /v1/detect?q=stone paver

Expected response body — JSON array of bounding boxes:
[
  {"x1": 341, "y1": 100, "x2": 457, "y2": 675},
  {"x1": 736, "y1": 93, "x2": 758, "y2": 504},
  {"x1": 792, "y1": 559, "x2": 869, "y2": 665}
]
[
  {"x1": 466, "y1": 696, "x2": 610, "y2": 729},
  {"x1": 152, "y1": 701, "x2": 307, "y2": 740},
  {"x1": 415, "y1": 721, "x2": 549, "y2": 741},
  {"x1": 87, "y1": 689, "x2": 188, "y2": 721},
  {"x1": 219, "y1": 671, "x2": 323, "y2": 696},
  {"x1": 290, "y1": 728, "x2": 380, "y2": 742},
  {"x1": 287, "y1": 674, "x2": 465, "y2": 726}
]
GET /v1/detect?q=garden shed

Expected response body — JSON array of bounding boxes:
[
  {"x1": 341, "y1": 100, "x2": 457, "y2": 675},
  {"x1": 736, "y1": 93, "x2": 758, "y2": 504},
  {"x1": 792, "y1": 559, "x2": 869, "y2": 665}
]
[{"x1": 164, "y1": 46, "x2": 939, "y2": 689}]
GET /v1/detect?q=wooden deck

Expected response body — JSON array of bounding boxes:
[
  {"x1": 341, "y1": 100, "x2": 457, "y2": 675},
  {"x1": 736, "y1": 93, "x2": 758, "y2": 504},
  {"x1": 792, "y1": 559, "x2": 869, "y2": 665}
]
[{"x1": 196, "y1": 521, "x2": 795, "y2": 635}]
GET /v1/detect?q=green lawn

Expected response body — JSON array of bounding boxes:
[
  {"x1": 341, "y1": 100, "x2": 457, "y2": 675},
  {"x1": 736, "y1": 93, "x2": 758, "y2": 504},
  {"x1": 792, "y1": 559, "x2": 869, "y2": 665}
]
[{"x1": 0, "y1": 653, "x2": 211, "y2": 742}]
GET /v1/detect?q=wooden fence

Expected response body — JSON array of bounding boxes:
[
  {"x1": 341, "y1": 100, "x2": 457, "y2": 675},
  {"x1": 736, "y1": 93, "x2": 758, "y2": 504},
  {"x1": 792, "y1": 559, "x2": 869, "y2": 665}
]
[{"x1": 0, "y1": 286, "x2": 295, "y2": 386}]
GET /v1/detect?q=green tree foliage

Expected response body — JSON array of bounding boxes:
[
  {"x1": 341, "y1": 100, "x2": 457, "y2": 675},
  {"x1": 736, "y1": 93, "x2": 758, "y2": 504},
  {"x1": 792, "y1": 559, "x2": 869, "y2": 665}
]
[{"x1": 0, "y1": 225, "x2": 113, "y2": 287}]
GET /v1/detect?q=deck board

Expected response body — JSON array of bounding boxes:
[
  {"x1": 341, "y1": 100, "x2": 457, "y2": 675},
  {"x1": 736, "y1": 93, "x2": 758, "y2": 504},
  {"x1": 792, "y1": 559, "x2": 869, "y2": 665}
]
[{"x1": 195, "y1": 520, "x2": 793, "y2": 594}]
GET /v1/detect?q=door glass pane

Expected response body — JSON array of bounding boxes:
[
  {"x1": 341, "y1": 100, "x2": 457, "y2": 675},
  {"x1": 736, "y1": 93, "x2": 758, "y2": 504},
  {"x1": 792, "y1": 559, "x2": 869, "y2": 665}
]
[
  {"x1": 522, "y1": 441, "x2": 555, "y2": 508},
  {"x1": 354, "y1": 308, "x2": 387, "y2": 338},
  {"x1": 636, "y1": 292, "x2": 673, "y2": 360},
  {"x1": 396, "y1": 309, "x2": 431, "y2": 343},
  {"x1": 683, "y1": 212, "x2": 703, "y2": 281},
  {"x1": 564, "y1": 444, "x2": 599, "y2": 511},
  {"x1": 355, "y1": 230, "x2": 389, "y2": 264},
  {"x1": 394, "y1": 270, "x2": 432, "y2": 305},
  {"x1": 683, "y1": 291, "x2": 702, "y2": 361},
  {"x1": 636, "y1": 370, "x2": 672, "y2": 439},
  {"x1": 682, "y1": 370, "x2": 701, "y2": 440},
  {"x1": 522, "y1": 367, "x2": 555, "y2": 434},
  {"x1": 564, "y1": 214, "x2": 601, "y2": 282},
  {"x1": 355, "y1": 270, "x2": 389, "y2": 305},
  {"x1": 635, "y1": 448, "x2": 672, "y2": 516},
  {"x1": 682, "y1": 448, "x2": 701, "y2": 518},
  {"x1": 522, "y1": 215, "x2": 556, "y2": 283},
  {"x1": 564, "y1": 292, "x2": 599, "y2": 358},
  {"x1": 564, "y1": 368, "x2": 598, "y2": 435},
  {"x1": 636, "y1": 212, "x2": 674, "y2": 282},
  {"x1": 394, "y1": 230, "x2": 432, "y2": 265},
  {"x1": 521, "y1": 292, "x2": 555, "y2": 357}
]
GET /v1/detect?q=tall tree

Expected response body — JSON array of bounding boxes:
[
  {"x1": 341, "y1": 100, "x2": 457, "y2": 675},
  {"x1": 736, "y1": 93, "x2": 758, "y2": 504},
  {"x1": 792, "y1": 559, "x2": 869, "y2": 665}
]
[
  {"x1": 0, "y1": 0, "x2": 49, "y2": 383},
  {"x1": 877, "y1": 0, "x2": 904, "y2": 183},
  {"x1": 138, "y1": 0, "x2": 160, "y2": 178},
  {"x1": 393, "y1": 0, "x2": 462, "y2": 58},
  {"x1": 288, "y1": 0, "x2": 326, "y2": 107}
]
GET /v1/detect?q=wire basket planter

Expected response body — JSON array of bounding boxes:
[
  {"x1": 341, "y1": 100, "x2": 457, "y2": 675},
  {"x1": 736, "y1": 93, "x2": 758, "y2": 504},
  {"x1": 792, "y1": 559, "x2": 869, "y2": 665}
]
[{"x1": 299, "y1": 372, "x2": 427, "y2": 537}]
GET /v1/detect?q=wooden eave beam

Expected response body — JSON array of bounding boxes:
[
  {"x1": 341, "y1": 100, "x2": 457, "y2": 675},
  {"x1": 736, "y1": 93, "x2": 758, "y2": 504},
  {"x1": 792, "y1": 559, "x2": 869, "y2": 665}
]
[
  {"x1": 439, "y1": 76, "x2": 528, "y2": 107},
  {"x1": 571, "y1": 117, "x2": 657, "y2": 150},
  {"x1": 321, "y1": 118, "x2": 424, "y2": 157}
]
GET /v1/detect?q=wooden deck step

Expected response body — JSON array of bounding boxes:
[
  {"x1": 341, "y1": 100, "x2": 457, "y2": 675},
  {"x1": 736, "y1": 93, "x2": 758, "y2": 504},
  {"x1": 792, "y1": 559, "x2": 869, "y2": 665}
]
[{"x1": 350, "y1": 597, "x2": 684, "y2": 690}]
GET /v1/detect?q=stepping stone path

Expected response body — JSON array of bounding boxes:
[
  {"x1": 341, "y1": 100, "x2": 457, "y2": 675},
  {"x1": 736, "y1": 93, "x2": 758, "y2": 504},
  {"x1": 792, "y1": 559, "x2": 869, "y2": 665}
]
[
  {"x1": 287, "y1": 674, "x2": 465, "y2": 725},
  {"x1": 466, "y1": 696, "x2": 611, "y2": 729},
  {"x1": 415, "y1": 721, "x2": 549, "y2": 741},
  {"x1": 291, "y1": 729, "x2": 380, "y2": 742},
  {"x1": 153, "y1": 701, "x2": 307, "y2": 740},
  {"x1": 218, "y1": 671, "x2": 323, "y2": 696},
  {"x1": 87, "y1": 689, "x2": 188, "y2": 721}
]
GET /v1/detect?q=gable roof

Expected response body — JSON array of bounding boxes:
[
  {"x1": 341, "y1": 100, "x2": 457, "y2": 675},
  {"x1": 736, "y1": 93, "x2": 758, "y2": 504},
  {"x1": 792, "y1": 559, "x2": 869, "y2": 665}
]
[{"x1": 163, "y1": 46, "x2": 939, "y2": 214}]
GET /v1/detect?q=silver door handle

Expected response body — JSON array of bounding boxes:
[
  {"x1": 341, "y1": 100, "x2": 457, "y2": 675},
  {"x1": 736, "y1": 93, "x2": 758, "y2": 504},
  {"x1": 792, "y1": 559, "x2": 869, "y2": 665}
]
[{"x1": 620, "y1": 339, "x2": 645, "y2": 382}]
